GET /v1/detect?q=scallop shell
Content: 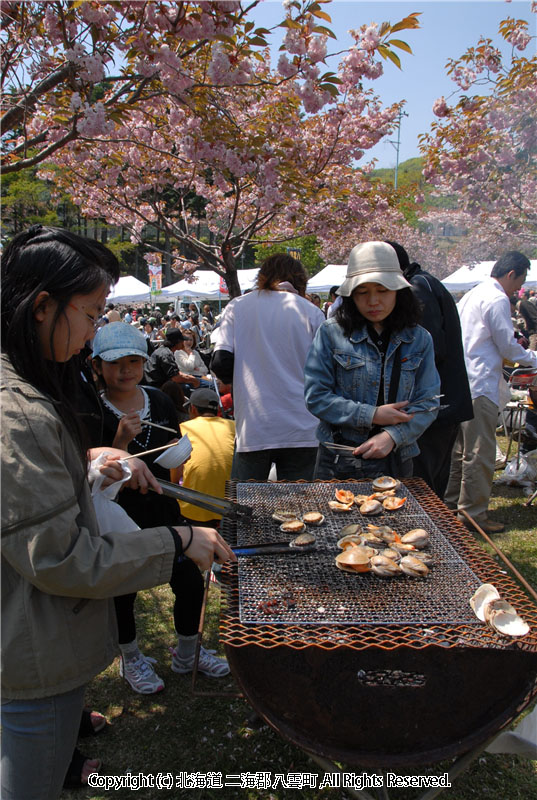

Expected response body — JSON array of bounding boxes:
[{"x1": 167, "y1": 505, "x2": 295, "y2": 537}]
[
  {"x1": 370, "y1": 554, "x2": 402, "y2": 577},
  {"x1": 359, "y1": 500, "x2": 383, "y2": 516},
  {"x1": 335, "y1": 549, "x2": 370, "y2": 573},
  {"x1": 272, "y1": 510, "x2": 300, "y2": 523},
  {"x1": 301, "y1": 511, "x2": 325, "y2": 526},
  {"x1": 290, "y1": 531, "x2": 316, "y2": 548},
  {"x1": 280, "y1": 519, "x2": 306, "y2": 534},
  {"x1": 328, "y1": 500, "x2": 354, "y2": 512},
  {"x1": 400, "y1": 555, "x2": 429, "y2": 577},
  {"x1": 372, "y1": 476, "x2": 401, "y2": 492},
  {"x1": 401, "y1": 528, "x2": 429, "y2": 549},
  {"x1": 383, "y1": 496, "x2": 407, "y2": 511},
  {"x1": 469, "y1": 584, "x2": 501, "y2": 622},
  {"x1": 337, "y1": 534, "x2": 362, "y2": 550},
  {"x1": 335, "y1": 488, "x2": 355, "y2": 504}
]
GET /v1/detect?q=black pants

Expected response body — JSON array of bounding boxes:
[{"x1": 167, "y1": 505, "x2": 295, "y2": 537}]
[
  {"x1": 114, "y1": 558, "x2": 204, "y2": 643},
  {"x1": 412, "y1": 423, "x2": 459, "y2": 499}
]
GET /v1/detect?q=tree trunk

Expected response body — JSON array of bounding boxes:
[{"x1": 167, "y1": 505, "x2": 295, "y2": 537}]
[{"x1": 221, "y1": 242, "x2": 241, "y2": 298}]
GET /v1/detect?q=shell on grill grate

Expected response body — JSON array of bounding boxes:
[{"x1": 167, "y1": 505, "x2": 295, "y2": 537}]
[
  {"x1": 280, "y1": 519, "x2": 306, "y2": 534},
  {"x1": 383, "y1": 496, "x2": 407, "y2": 511},
  {"x1": 380, "y1": 547, "x2": 402, "y2": 563},
  {"x1": 340, "y1": 523, "x2": 362, "y2": 537},
  {"x1": 359, "y1": 500, "x2": 383, "y2": 516},
  {"x1": 469, "y1": 584, "x2": 500, "y2": 622},
  {"x1": 335, "y1": 548, "x2": 370, "y2": 573},
  {"x1": 301, "y1": 511, "x2": 325, "y2": 526},
  {"x1": 328, "y1": 500, "x2": 354, "y2": 512},
  {"x1": 400, "y1": 555, "x2": 430, "y2": 578},
  {"x1": 289, "y1": 531, "x2": 316, "y2": 548},
  {"x1": 401, "y1": 529, "x2": 430, "y2": 549},
  {"x1": 370, "y1": 554, "x2": 402, "y2": 577},
  {"x1": 337, "y1": 534, "x2": 362, "y2": 550},
  {"x1": 335, "y1": 488, "x2": 355, "y2": 505},
  {"x1": 272, "y1": 510, "x2": 300, "y2": 523},
  {"x1": 372, "y1": 476, "x2": 401, "y2": 491}
]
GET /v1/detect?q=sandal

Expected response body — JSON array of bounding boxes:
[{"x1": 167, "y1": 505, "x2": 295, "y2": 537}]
[
  {"x1": 78, "y1": 708, "x2": 107, "y2": 738},
  {"x1": 63, "y1": 747, "x2": 102, "y2": 789}
]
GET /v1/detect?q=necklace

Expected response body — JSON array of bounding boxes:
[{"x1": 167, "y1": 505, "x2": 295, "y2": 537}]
[{"x1": 101, "y1": 389, "x2": 152, "y2": 450}]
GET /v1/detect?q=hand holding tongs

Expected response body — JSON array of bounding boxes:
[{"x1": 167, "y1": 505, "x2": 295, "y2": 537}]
[
  {"x1": 232, "y1": 540, "x2": 316, "y2": 556},
  {"x1": 152, "y1": 479, "x2": 253, "y2": 522}
]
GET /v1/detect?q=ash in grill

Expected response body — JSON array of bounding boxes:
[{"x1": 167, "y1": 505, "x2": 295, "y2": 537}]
[{"x1": 234, "y1": 482, "x2": 482, "y2": 626}]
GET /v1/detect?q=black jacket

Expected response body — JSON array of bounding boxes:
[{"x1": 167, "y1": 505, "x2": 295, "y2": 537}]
[{"x1": 405, "y1": 264, "x2": 473, "y2": 427}]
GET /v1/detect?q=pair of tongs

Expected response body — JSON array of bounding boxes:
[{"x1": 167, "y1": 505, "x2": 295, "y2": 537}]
[
  {"x1": 232, "y1": 540, "x2": 316, "y2": 556},
  {"x1": 153, "y1": 479, "x2": 253, "y2": 522}
]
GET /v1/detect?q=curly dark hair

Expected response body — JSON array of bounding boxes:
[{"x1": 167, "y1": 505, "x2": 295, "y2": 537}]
[
  {"x1": 335, "y1": 288, "x2": 421, "y2": 338},
  {"x1": 255, "y1": 253, "x2": 308, "y2": 296}
]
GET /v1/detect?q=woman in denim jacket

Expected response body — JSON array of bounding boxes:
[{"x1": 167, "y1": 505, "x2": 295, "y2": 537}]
[{"x1": 304, "y1": 241, "x2": 440, "y2": 480}]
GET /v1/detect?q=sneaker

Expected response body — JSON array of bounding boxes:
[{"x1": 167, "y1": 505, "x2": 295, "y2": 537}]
[
  {"x1": 119, "y1": 652, "x2": 165, "y2": 694},
  {"x1": 170, "y1": 645, "x2": 230, "y2": 678}
]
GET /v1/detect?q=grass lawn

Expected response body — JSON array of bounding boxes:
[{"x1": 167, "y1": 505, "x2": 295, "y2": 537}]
[{"x1": 64, "y1": 437, "x2": 536, "y2": 800}]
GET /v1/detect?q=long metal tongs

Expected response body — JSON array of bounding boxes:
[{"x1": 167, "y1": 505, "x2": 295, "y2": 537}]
[{"x1": 152, "y1": 479, "x2": 253, "y2": 522}]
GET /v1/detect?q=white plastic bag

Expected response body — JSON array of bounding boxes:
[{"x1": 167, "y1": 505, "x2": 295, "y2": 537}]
[
  {"x1": 495, "y1": 454, "x2": 537, "y2": 488},
  {"x1": 89, "y1": 453, "x2": 140, "y2": 535}
]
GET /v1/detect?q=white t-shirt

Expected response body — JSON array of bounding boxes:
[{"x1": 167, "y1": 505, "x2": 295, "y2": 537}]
[
  {"x1": 457, "y1": 277, "x2": 537, "y2": 406},
  {"x1": 213, "y1": 290, "x2": 325, "y2": 451}
]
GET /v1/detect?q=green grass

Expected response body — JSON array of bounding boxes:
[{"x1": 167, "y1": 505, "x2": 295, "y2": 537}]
[{"x1": 64, "y1": 437, "x2": 536, "y2": 800}]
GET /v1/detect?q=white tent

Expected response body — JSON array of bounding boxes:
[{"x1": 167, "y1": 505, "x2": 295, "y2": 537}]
[
  {"x1": 307, "y1": 264, "x2": 346, "y2": 293},
  {"x1": 106, "y1": 275, "x2": 151, "y2": 304},
  {"x1": 160, "y1": 268, "x2": 259, "y2": 300},
  {"x1": 442, "y1": 260, "x2": 537, "y2": 293}
]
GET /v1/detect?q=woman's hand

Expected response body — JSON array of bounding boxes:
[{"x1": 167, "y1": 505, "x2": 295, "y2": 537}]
[
  {"x1": 353, "y1": 431, "x2": 395, "y2": 460},
  {"x1": 113, "y1": 411, "x2": 143, "y2": 450},
  {"x1": 174, "y1": 525, "x2": 237, "y2": 571},
  {"x1": 93, "y1": 449, "x2": 163, "y2": 494},
  {"x1": 372, "y1": 402, "x2": 414, "y2": 427}
]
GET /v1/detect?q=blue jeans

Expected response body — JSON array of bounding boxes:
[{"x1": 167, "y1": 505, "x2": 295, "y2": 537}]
[
  {"x1": 231, "y1": 447, "x2": 318, "y2": 481},
  {"x1": 314, "y1": 442, "x2": 413, "y2": 481},
  {"x1": 1, "y1": 685, "x2": 86, "y2": 800}
]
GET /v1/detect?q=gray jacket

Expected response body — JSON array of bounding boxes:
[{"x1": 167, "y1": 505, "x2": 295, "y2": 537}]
[{"x1": 1, "y1": 356, "x2": 176, "y2": 699}]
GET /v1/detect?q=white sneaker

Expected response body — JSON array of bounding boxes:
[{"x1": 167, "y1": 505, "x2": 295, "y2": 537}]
[
  {"x1": 119, "y1": 652, "x2": 165, "y2": 694},
  {"x1": 170, "y1": 645, "x2": 230, "y2": 678}
]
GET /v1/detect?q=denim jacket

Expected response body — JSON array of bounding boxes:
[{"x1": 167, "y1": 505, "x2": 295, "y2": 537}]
[{"x1": 304, "y1": 318, "x2": 440, "y2": 462}]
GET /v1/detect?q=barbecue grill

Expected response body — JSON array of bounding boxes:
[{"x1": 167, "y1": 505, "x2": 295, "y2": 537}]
[{"x1": 219, "y1": 479, "x2": 537, "y2": 769}]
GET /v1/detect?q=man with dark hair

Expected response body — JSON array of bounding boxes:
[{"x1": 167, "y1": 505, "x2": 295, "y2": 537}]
[
  {"x1": 143, "y1": 329, "x2": 200, "y2": 393},
  {"x1": 211, "y1": 254, "x2": 325, "y2": 480},
  {"x1": 386, "y1": 241, "x2": 473, "y2": 498},
  {"x1": 445, "y1": 251, "x2": 537, "y2": 532}
]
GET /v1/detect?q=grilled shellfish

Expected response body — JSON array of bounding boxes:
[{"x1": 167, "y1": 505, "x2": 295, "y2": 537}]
[
  {"x1": 301, "y1": 511, "x2": 325, "y2": 526},
  {"x1": 372, "y1": 476, "x2": 401, "y2": 492},
  {"x1": 290, "y1": 531, "x2": 316, "y2": 548},
  {"x1": 382, "y1": 496, "x2": 406, "y2": 511},
  {"x1": 400, "y1": 555, "x2": 429, "y2": 577},
  {"x1": 370, "y1": 554, "x2": 402, "y2": 577},
  {"x1": 272, "y1": 510, "x2": 299, "y2": 523},
  {"x1": 401, "y1": 528, "x2": 429, "y2": 549},
  {"x1": 280, "y1": 519, "x2": 306, "y2": 534},
  {"x1": 359, "y1": 500, "x2": 383, "y2": 516},
  {"x1": 335, "y1": 549, "x2": 370, "y2": 573},
  {"x1": 328, "y1": 500, "x2": 354, "y2": 512},
  {"x1": 335, "y1": 488, "x2": 355, "y2": 505}
]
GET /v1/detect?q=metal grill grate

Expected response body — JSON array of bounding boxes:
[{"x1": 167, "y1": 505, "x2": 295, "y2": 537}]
[
  {"x1": 233, "y1": 481, "x2": 479, "y2": 626},
  {"x1": 220, "y1": 479, "x2": 537, "y2": 652}
]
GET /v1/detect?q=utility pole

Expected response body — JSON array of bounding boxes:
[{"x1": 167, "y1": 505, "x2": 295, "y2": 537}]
[{"x1": 389, "y1": 109, "x2": 408, "y2": 189}]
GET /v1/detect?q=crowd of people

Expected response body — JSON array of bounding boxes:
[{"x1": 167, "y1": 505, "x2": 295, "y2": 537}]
[{"x1": 1, "y1": 225, "x2": 536, "y2": 799}]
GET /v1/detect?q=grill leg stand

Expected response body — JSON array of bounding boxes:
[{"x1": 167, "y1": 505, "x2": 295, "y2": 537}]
[
  {"x1": 306, "y1": 754, "x2": 379, "y2": 800},
  {"x1": 416, "y1": 733, "x2": 501, "y2": 800}
]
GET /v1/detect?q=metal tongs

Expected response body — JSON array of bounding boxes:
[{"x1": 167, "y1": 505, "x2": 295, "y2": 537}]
[
  {"x1": 232, "y1": 540, "x2": 316, "y2": 556},
  {"x1": 152, "y1": 479, "x2": 253, "y2": 522}
]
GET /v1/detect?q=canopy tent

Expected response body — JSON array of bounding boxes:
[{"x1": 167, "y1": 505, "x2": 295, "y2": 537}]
[
  {"x1": 442, "y1": 260, "x2": 537, "y2": 293},
  {"x1": 106, "y1": 275, "x2": 151, "y2": 304},
  {"x1": 307, "y1": 264, "x2": 346, "y2": 293},
  {"x1": 159, "y1": 268, "x2": 259, "y2": 300}
]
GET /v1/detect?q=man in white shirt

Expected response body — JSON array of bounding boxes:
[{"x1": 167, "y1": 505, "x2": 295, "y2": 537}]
[
  {"x1": 445, "y1": 252, "x2": 537, "y2": 532},
  {"x1": 211, "y1": 254, "x2": 325, "y2": 480}
]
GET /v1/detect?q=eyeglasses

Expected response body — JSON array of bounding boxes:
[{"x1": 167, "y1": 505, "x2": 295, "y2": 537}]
[{"x1": 68, "y1": 302, "x2": 100, "y2": 330}]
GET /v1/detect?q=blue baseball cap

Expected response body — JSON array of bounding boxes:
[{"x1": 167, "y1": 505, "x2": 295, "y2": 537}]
[{"x1": 92, "y1": 322, "x2": 149, "y2": 361}]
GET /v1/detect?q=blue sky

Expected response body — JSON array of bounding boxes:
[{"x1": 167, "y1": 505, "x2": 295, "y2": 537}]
[{"x1": 252, "y1": 0, "x2": 535, "y2": 167}]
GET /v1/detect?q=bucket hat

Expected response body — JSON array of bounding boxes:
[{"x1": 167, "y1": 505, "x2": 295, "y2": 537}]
[
  {"x1": 92, "y1": 322, "x2": 149, "y2": 361},
  {"x1": 337, "y1": 241, "x2": 411, "y2": 296}
]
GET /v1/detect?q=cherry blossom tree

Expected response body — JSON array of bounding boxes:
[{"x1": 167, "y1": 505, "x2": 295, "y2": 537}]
[
  {"x1": 37, "y1": 5, "x2": 420, "y2": 296},
  {"x1": 420, "y1": 8, "x2": 537, "y2": 264}
]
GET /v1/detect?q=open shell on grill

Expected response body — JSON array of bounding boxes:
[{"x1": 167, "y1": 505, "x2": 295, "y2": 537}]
[
  {"x1": 400, "y1": 555, "x2": 429, "y2": 578},
  {"x1": 340, "y1": 523, "x2": 362, "y2": 537},
  {"x1": 372, "y1": 476, "x2": 401, "y2": 492},
  {"x1": 328, "y1": 500, "x2": 354, "y2": 512},
  {"x1": 301, "y1": 511, "x2": 325, "y2": 526},
  {"x1": 353, "y1": 494, "x2": 372, "y2": 505},
  {"x1": 380, "y1": 547, "x2": 402, "y2": 563},
  {"x1": 272, "y1": 510, "x2": 300, "y2": 523},
  {"x1": 359, "y1": 531, "x2": 385, "y2": 547},
  {"x1": 335, "y1": 488, "x2": 355, "y2": 505},
  {"x1": 485, "y1": 600, "x2": 530, "y2": 637},
  {"x1": 370, "y1": 554, "x2": 402, "y2": 577},
  {"x1": 359, "y1": 500, "x2": 383, "y2": 516},
  {"x1": 280, "y1": 519, "x2": 306, "y2": 534},
  {"x1": 469, "y1": 584, "x2": 501, "y2": 622},
  {"x1": 411, "y1": 551, "x2": 434, "y2": 567},
  {"x1": 335, "y1": 548, "x2": 370, "y2": 573},
  {"x1": 337, "y1": 534, "x2": 362, "y2": 550},
  {"x1": 383, "y1": 496, "x2": 407, "y2": 511}
]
